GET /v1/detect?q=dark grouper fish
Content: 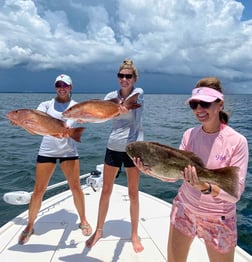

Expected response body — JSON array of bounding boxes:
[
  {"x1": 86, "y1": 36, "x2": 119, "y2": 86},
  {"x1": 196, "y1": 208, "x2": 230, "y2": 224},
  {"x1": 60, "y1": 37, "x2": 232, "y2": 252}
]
[
  {"x1": 62, "y1": 93, "x2": 141, "y2": 123},
  {"x1": 6, "y1": 109, "x2": 85, "y2": 142},
  {"x1": 126, "y1": 141, "x2": 239, "y2": 198}
]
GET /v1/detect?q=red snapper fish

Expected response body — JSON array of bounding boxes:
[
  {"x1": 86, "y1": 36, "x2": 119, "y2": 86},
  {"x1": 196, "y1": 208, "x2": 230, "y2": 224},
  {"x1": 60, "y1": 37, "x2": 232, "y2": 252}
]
[
  {"x1": 6, "y1": 109, "x2": 85, "y2": 142},
  {"x1": 62, "y1": 93, "x2": 142, "y2": 123}
]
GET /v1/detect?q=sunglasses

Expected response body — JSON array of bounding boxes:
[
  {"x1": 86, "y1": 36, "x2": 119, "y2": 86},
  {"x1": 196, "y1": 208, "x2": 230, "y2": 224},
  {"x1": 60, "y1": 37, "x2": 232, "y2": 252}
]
[
  {"x1": 117, "y1": 73, "x2": 133, "y2": 79},
  {"x1": 189, "y1": 100, "x2": 212, "y2": 110},
  {"x1": 55, "y1": 82, "x2": 70, "y2": 88}
]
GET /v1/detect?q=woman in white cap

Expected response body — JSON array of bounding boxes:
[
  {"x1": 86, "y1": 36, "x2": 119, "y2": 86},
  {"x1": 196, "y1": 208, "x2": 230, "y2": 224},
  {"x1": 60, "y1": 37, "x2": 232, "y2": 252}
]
[
  {"x1": 18, "y1": 74, "x2": 92, "y2": 244},
  {"x1": 134, "y1": 77, "x2": 248, "y2": 261}
]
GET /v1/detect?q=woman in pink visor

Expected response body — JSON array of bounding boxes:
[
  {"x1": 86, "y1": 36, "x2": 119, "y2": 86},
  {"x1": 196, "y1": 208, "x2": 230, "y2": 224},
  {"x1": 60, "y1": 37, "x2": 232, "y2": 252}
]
[{"x1": 134, "y1": 77, "x2": 249, "y2": 262}]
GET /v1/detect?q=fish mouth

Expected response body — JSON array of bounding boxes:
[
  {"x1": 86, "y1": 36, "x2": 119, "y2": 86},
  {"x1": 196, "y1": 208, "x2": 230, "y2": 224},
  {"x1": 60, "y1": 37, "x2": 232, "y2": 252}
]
[
  {"x1": 5, "y1": 112, "x2": 13, "y2": 121},
  {"x1": 3, "y1": 114, "x2": 11, "y2": 121}
]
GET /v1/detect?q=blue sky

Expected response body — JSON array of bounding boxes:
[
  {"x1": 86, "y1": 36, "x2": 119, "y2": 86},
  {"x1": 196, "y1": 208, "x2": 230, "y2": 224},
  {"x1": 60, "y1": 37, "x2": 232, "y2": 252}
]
[{"x1": 0, "y1": 0, "x2": 252, "y2": 94}]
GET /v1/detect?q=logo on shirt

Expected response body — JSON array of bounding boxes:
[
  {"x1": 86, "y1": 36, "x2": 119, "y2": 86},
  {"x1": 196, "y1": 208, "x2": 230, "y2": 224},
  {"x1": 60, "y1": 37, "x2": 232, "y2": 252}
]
[{"x1": 215, "y1": 154, "x2": 226, "y2": 161}]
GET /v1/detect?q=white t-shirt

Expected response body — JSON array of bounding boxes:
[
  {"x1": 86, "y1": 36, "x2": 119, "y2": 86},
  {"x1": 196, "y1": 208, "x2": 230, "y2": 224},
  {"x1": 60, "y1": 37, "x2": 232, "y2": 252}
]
[
  {"x1": 105, "y1": 87, "x2": 144, "y2": 152},
  {"x1": 37, "y1": 98, "x2": 79, "y2": 157}
]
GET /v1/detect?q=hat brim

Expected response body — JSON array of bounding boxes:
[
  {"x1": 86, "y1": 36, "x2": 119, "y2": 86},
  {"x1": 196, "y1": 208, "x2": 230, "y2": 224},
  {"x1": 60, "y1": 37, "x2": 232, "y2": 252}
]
[
  {"x1": 55, "y1": 79, "x2": 71, "y2": 85},
  {"x1": 185, "y1": 94, "x2": 219, "y2": 104}
]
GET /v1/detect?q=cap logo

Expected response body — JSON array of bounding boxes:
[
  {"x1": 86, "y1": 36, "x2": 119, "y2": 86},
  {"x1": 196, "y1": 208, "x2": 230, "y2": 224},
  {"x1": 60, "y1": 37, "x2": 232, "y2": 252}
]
[{"x1": 54, "y1": 74, "x2": 72, "y2": 86}]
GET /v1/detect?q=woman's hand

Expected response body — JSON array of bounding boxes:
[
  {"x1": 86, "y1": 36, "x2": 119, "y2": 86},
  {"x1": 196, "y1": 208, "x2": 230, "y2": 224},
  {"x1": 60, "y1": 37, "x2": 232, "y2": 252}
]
[
  {"x1": 133, "y1": 157, "x2": 155, "y2": 176},
  {"x1": 119, "y1": 98, "x2": 129, "y2": 114},
  {"x1": 181, "y1": 165, "x2": 209, "y2": 191},
  {"x1": 133, "y1": 157, "x2": 172, "y2": 182}
]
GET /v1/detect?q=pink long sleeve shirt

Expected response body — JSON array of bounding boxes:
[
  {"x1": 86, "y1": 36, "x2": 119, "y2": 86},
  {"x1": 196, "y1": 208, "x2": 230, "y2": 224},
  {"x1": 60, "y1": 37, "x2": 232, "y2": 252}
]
[{"x1": 176, "y1": 124, "x2": 249, "y2": 218}]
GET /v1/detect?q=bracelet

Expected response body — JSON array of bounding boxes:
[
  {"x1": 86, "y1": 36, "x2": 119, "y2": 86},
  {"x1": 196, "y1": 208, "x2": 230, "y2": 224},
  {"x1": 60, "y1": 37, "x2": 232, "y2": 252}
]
[{"x1": 201, "y1": 183, "x2": 212, "y2": 194}]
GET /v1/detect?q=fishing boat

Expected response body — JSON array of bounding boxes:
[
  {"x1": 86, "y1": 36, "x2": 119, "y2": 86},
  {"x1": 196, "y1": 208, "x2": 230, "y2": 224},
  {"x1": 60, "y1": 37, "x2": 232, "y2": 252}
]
[{"x1": 0, "y1": 164, "x2": 251, "y2": 261}]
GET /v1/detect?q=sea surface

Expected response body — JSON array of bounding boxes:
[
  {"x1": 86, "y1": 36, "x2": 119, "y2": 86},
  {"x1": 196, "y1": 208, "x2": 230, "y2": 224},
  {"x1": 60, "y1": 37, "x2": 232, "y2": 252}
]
[{"x1": 0, "y1": 93, "x2": 251, "y2": 255}]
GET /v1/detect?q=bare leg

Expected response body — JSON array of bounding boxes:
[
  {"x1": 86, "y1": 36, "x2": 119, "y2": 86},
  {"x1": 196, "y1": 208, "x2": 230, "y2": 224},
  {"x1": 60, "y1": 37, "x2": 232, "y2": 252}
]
[
  {"x1": 61, "y1": 159, "x2": 92, "y2": 236},
  {"x1": 206, "y1": 244, "x2": 234, "y2": 262},
  {"x1": 86, "y1": 164, "x2": 118, "y2": 248},
  {"x1": 167, "y1": 223, "x2": 194, "y2": 262},
  {"x1": 19, "y1": 162, "x2": 55, "y2": 244},
  {"x1": 126, "y1": 166, "x2": 144, "y2": 253}
]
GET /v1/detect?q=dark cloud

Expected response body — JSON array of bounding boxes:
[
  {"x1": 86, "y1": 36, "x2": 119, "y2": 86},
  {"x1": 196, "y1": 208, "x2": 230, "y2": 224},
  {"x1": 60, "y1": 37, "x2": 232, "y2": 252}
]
[{"x1": 0, "y1": 0, "x2": 252, "y2": 93}]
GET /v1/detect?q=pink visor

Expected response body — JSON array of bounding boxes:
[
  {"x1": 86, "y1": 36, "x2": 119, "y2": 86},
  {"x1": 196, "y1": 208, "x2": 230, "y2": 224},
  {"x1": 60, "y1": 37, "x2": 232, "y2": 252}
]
[{"x1": 185, "y1": 87, "x2": 224, "y2": 103}]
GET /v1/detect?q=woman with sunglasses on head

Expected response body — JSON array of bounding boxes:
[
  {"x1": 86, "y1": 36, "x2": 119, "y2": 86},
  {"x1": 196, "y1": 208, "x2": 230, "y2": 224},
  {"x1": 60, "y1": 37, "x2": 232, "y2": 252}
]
[
  {"x1": 86, "y1": 59, "x2": 144, "y2": 253},
  {"x1": 18, "y1": 74, "x2": 92, "y2": 244},
  {"x1": 134, "y1": 77, "x2": 248, "y2": 261}
]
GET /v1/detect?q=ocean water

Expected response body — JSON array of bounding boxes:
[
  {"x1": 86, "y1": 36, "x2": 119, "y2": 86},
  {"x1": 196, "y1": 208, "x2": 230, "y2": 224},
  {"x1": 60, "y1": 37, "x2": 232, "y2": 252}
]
[{"x1": 0, "y1": 93, "x2": 251, "y2": 255}]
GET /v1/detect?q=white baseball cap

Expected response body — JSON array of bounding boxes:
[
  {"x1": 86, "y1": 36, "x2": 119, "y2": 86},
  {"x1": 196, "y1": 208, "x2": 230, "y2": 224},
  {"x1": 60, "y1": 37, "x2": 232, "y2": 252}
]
[{"x1": 54, "y1": 74, "x2": 72, "y2": 85}]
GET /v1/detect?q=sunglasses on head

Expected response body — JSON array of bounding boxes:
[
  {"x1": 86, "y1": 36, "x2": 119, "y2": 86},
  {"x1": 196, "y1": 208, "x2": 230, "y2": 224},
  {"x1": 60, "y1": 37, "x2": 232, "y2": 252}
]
[
  {"x1": 117, "y1": 73, "x2": 133, "y2": 79},
  {"x1": 189, "y1": 100, "x2": 212, "y2": 110},
  {"x1": 55, "y1": 82, "x2": 70, "y2": 88}
]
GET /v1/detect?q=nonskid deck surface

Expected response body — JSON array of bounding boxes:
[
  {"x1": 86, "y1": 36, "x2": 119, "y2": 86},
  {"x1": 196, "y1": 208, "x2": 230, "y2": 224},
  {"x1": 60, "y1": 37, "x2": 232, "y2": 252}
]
[{"x1": 0, "y1": 184, "x2": 251, "y2": 262}]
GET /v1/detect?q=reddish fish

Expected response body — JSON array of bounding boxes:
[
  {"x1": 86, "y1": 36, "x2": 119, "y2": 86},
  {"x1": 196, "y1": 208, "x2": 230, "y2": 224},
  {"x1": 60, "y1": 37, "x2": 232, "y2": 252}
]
[
  {"x1": 6, "y1": 109, "x2": 84, "y2": 142},
  {"x1": 62, "y1": 93, "x2": 142, "y2": 123}
]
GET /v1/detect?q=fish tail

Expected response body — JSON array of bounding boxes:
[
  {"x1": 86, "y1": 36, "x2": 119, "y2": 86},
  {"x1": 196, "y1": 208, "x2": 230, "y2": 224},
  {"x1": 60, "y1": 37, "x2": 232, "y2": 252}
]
[
  {"x1": 124, "y1": 93, "x2": 142, "y2": 109},
  {"x1": 68, "y1": 127, "x2": 85, "y2": 142},
  {"x1": 209, "y1": 166, "x2": 239, "y2": 198}
]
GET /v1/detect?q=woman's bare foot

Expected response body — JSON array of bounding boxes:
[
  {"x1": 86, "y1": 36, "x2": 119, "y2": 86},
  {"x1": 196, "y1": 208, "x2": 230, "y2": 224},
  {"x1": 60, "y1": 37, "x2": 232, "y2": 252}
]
[
  {"x1": 132, "y1": 237, "x2": 144, "y2": 253},
  {"x1": 85, "y1": 228, "x2": 103, "y2": 248}
]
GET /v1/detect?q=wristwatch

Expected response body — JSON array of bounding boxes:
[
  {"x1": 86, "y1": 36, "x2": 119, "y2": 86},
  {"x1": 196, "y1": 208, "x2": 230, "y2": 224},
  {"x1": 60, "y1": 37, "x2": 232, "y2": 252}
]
[{"x1": 201, "y1": 183, "x2": 212, "y2": 194}]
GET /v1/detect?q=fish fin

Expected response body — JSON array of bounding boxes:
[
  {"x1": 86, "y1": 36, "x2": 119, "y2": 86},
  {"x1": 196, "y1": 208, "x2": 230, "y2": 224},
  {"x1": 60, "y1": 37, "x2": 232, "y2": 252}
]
[
  {"x1": 77, "y1": 119, "x2": 88, "y2": 123},
  {"x1": 125, "y1": 93, "x2": 139, "y2": 101},
  {"x1": 123, "y1": 93, "x2": 142, "y2": 109},
  {"x1": 23, "y1": 127, "x2": 37, "y2": 135},
  {"x1": 68, "y1": 127, "x2": 85, "y2": 142},
  {"x1": 34, "y1": 109, "x2": 50, "y2": 116},
  {"x1": 208, "y1": 166, "x2": 239, "y2": 198},
  {"x1": 180, "y1": 151, "x2": 205, "y2": 167},
  {"x1": 17, "y1": 121, "x2": 38, "y2": 135},
  {"x1": 51, "y1": 134, "x2": 67, "y2": 139},
  {"x1": 149, "y1": 142, "x2": 205, "y2": 167},
  {"x1": 109, "y1": 98, "x2": 120, "y2": 104}
]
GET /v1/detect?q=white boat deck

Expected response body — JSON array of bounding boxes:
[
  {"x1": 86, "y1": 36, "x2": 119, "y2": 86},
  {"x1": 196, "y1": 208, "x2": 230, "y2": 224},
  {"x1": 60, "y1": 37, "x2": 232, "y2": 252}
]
[{"x1": 0, "y1": 182, "x2": 251, "y2": 261}]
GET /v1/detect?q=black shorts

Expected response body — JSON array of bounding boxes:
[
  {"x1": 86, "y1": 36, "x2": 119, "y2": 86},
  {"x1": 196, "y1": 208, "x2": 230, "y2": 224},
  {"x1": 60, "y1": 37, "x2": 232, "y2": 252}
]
[
  {"x1": 104, "y1": 148, "x2": 135, "y2": 168},
  {"x1": 37, "y1": 155, "x2": 79, "y2": 164}
]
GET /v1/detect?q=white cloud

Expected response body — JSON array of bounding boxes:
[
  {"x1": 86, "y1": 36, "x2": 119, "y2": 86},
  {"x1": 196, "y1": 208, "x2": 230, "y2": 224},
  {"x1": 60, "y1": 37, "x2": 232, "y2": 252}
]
[{"x1": 0, "y1": 0, "x2": 252, "y2": 91}]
